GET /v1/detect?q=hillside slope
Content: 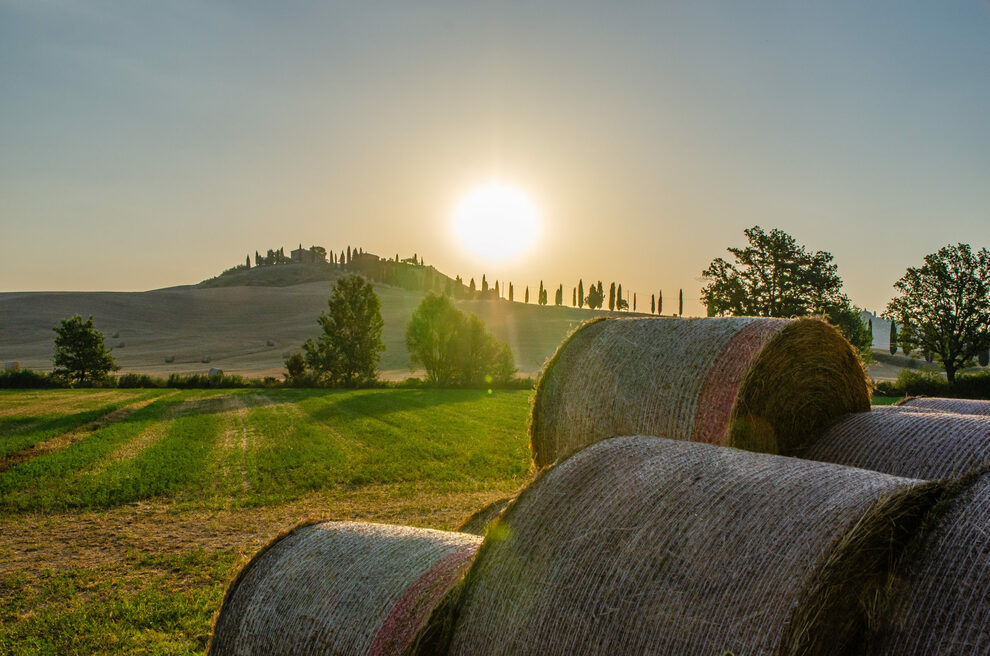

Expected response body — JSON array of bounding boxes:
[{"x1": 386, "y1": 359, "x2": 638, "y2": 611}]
[{"x1": 0, "y1": 282, "x2": 623, "y2": 379}]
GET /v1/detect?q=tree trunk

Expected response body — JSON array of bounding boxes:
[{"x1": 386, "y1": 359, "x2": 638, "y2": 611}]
[{"x1": 945, "y1": 361, "x2": 957, "y2": 385}]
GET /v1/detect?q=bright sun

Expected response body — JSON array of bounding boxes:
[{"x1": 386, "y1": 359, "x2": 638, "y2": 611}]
[{"x1": 452, "y1": 181, "x2": 542, "y2": 261}]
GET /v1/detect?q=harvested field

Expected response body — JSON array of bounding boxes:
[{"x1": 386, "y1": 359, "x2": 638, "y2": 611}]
[
  {"x1": 210, "y1": 521, "x2": 480, "y2": 656},
  {"x1": 804, "y1": 406, "x2": 990, "y2": 479},
  {"x1": 529, "y1": 316, "x2": 869, "y2": 467},
  {"x1": 439, "y1": 436, "x2": 939, "y2": 656},
  {"x1": 898, "y1": 397, "x2": 990, "y2": 416}
]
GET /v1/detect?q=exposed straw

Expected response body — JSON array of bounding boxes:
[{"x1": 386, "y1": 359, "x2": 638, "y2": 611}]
[
  {"x1": 457, "y1": 497, "x2": 512, "y2": 536},
  {"x1": 529, "y1": 316, "x2": 869, "y2": 467},
  {"x1": 803, "y1": 406, "x2": 990, "y2": 479},
  {"x1": 438, "y1": 436, "x2": 939, "y2": 656},
  {"x1": 898, "y1": 397, "x2": 990, "y2": 416},
  {"x1": 871, "y1": 467, "x2": 990, "y2": 654},
  {"x1": 209, "y1": 521, "x2": 480, "y2": 656}
]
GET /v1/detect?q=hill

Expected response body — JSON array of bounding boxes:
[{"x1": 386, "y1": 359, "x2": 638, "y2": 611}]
[{"x1": 0, "y1": 278, "x2": 632, "y2": 379}]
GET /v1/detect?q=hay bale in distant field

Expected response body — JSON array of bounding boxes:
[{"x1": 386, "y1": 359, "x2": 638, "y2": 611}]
[
  {"x1": 208, "y1": 368, "x2": 224, "y2": 377},
  {"x1": 434, "y1": 436, "x2": 939, "y2": 656},
  {"x1": 872, "y1": 468, "x2": 990, "y2": 654},
  {"x1": 202, "y1": 355, "x2": 211, "y2": 363},
  {"x1": 111, "y1": 330, "x2": 120, "y2": 338},
  {"x1": 116, "y1": 341, "x2": 125, "y2": 348},
  {"x1": 164, "y1": 355, "x2": 174, "y2": 363},
  {"x1": 3, "y1": 361, "x2": 19, "y2": 371},
  {"x1": 266, "y1": 339, "x2": 276, "y2": 347},
  {"x1": 457, "y1": 497, "x2": 512, "y2": 536},
  {"x1": 529, "y1": 317, "x2": 869, "y2": 467},
  {"x1": 804, "y1": 407, "x2": 990, "y2": 479},
  {"x1": 210, "y1": 521, "x2": 480, "y2": 656},
  {"x1": 899, "y1": 397, "x2": 990, "y2": 416}
]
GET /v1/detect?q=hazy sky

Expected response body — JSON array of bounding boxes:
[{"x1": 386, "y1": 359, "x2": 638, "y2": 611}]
[{"x1": 3, "y1": 1, "x2": 989, "y2": 316}]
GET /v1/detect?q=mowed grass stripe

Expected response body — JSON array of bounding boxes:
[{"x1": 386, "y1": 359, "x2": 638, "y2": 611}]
[
  {"x1": 0, "y1": 393, "x2": 195, "y2": 512},
  {"x1": 0, "y1": 389, "x2": 149, "y2": 419},
  {"x1": 294, "y1": 389, "x2": 532, "y2": 486},
  {"x1": 240, "y1": 398, "x2": 349, "y2": 505},
  {"x1": 0, "y1": 391, "x2": 166, "y2": 459},
  {"x1": 68, "y1": 412, "x2": 224, "y2": 509}
]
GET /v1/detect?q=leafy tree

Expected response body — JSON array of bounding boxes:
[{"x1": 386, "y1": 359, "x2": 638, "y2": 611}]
[
  {"x1": 52, "y1": 315, "x2": 118, "y2": 385},
  {"x1": 302, "y1": 275, "x2": 384, "y2": 386},
  {"x1": 406, "y1": 294, "x2": 516, "y2": 386},
  {"x1": 701, "y1": 226, "x2": 844, "y2": 318},
  {"x1": 609, "y1": 282, "x2": 616, "y2": 311},
  {"x1": 586, "y1": 281, "x2": 605, "y2": 309},
  {"x1": 889, "y1": 320, "x2": 898, "y2": 355},
  {"x1": 886, "y1": 243, "x2": 990, "y2": 384},
  {"x1": 283, "y1": 352, "x2": 310, "y2": 385},
  {"x1": 578, "y1": 279, "x2": 584, "y2": 308}
]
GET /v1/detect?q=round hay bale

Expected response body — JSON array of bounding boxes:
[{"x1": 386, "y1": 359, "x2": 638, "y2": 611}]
[
  {"x1": 456, "y1": 497, "x2": 513, "y2": 536},
  {"x1": 209, "y1": 521, "x2": 480, "y2": 656},
  {"x1": 529, "y1": 316, "x2": 869, "y2": 467},
  {"x1": 435, "y1": 436, "x2": 939, "y2": 656},
  {"x1": 164, "y1": 355, "x2": 174, "y2": 363},
  {"x1": 898, "y1": 397, "x2": 990, "y2": 416},
  {"x1": 266, "y1": 339, "x2": 276, "y2": 347},
  {"x1": 208, "y1": 367, "x2": 224, "y2": 377},
  {"x1": 804, "y1": 407, "x2": 990, "y2": 479},
  {"x1": 202, "y1": 355, "x2": 211, "y2": 363},
  {"x1": 873, "y1": 468, "x2": 990, "y2": 654}
]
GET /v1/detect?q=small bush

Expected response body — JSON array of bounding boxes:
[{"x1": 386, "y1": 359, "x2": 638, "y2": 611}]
[{"x1": 116, "y1": 373, "x2": 166, "y2": 388}]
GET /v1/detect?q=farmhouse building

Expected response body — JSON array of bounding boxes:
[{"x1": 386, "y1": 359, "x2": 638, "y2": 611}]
[{"x1": 291, "y1": 244, "x2": 327, "y2": 264}]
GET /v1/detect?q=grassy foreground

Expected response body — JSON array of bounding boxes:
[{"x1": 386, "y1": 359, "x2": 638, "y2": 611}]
[{"x1": 0, "y1": 389, "x2": 533, "y2": 655}]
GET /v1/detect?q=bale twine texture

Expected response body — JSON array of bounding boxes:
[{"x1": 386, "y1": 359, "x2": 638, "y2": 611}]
[
  {"x1": 899, "y1": 397, "x2": 990, "y2": 416},
  {"x1": 441, "y1": 436, "x2": 939, "y2": 656},
  {"x1": 874, "y1": 469, "x2": 990, "y2": 655},
  {"x1": 529, "y1": 316, "x2": 869, "y2": 468},
  {"x1": 457, "y1": 497, "x2": 512, "y2": 536},
  {"x1": 209, "y1": 521, "x2": 481, "y2": 656},
  {"x1": 803, "y1": 406, "x2": 990, "y2": 479}
]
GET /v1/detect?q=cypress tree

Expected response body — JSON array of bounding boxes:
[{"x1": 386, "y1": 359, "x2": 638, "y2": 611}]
[
  {"x1": 525, "y1": 286, "x2": 530, "y2": 303},
  {"x1": 482, "y1": 274, "x2": 489, "y2": 294},
  {"x1": 246, "y1": 254, "x2": 251, "y2": 269},
  {"x1": 609, "y1": 282, "x2": 616, "y2": 311},
  {"x1": 347, "y1": 246, "x2": 351, "y2": 264},
  {"x1": 651, "y1": 294, "x2": 656, "y2": 314},
  {"x1": 509, "y1": 283, "x2": 514, "y2": 302},
  {"x1": 679, "y1": 289, "x2": 683, "y2": 316},
  {"x1": 495, "y1": 280, "x2": 500, "y2": 298},
  {"x1": 572, "y1": 288, "x2": 577, "y2": 306},
  {"x1": 889, "y1": 321, "x2": 898, "y2": 355},
  {"x1": 658, "y1": 290, "x2": 663, "y2": 315},
  {"x1": 578, "y1": 279, "x2": 584, "y2": 308},
  {"x1": 633, "y1": 293, "x2": 637, "y2": 312},
  {"x1": 617, "y1": 284, "x2": 623, "y2": 309}
]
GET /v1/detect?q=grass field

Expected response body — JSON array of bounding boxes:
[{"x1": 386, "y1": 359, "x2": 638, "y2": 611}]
[{"x1": 0, "y1": 388, "x2": 533, "y2": 655}]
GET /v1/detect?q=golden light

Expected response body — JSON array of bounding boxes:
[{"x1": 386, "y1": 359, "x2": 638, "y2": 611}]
[{"x1": 452, "y1": 181, "x2": 542, "y2": 262}]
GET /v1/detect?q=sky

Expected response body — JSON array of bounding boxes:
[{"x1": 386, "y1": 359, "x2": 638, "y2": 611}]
[{"x1": 2, "y1": 1, "x2": 989, "y2": 317}]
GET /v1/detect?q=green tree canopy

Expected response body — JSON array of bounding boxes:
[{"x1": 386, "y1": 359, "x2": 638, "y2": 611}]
[
  {"x1": 701, "y1": 226, "x2": 871, "y2": 359},
  {"x1": 886, "y1": 243, "x2": 990, "y2": 384},
  {"x1": 302, "y1": 274, "x2": 384, "y2": 386},
  {"x1": 52, "y1": 315, "x2": 118, "y2": 385},
  {"x1": 406, "y1": 293, "x2": 516, "y2": 386}
]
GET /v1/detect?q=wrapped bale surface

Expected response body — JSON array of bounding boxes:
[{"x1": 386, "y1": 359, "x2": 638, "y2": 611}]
[
  {"x1": 209, "y1": 521, "x2": 480, "y2": 656},
  {"x1": 442, "y1": 436, "x2": 938, "y2": 656},
  {"x1": 898, "y1": 397, "x2": 990, "y2": 416},
  {"x1": 457, "y1": 497, "x2": 512, "y2": 536},
  {"x1": 529, "y1": 316, "x2": 869, "y2": 468},
  {"x1": 804, "y1": 406, "x2": 990, "y2": 479},
  {"x1": 875, "y1": 469, "x2": 990, "y2": 655}
]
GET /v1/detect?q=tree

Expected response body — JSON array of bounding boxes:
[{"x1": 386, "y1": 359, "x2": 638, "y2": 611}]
[
  {"x1": 679, "y1": 289, "x2": 684, "y2": 317},
  {"x1": 609, "y1": 282, "x2": 616, "y2": 311},
  {"x1": 302, "y1": 275, "x2": 384, "y2": 386},
  {"x1": 525, "y1": 286, "x2": 530, "y2": 303},
  {"x1": 889, "y1": 320, "x2": 898, "y2": 355},
  {"x1": 572, "y1": 288, "x2": 577, "y2": 306},
  {"x1": 651, "y1": 294, "x2": 656, "y2": 314},
  {"x1": 482, "y1": 275, "x2": 489, "y2": 295},
  {"x1": 701, "y1": 226, "x2": 844, "y2": 318},
  {"x1": 658, "y1": 290, "x2": 663, "y2": 315},
  {"x1": 246, "y1": 254, "x2": 251, "y2": 269},
  {"x1": 556, "y1": 285, "x2": 563, "y2": 306},
  {"x1": 509, "y1": 283, "x2": 514, "y2": 302},
  {"x1": 52, "y1": 315, "x2": 118, "y2": 385},
  {"x1": 586, "y1": 281, "x2": 605, "y2": 309},
  {"x1": 617, "y1": 284, "x2": 623, "y2": 310},
  {"x1": 469, "y1": 278, "x2": 477, "y2": 298},
  {"x1": 886, "y1": 243, "x2": 990, "y2": 384},
  {"x1": 633, "y1": 293, "x2": 637, "y2": 312},
  {"x1": 406, "y1": 293, "x2": 516, "y2": 386},
  {"x1": 578, "y1": 279, "x2": 584, "y2": 308}
]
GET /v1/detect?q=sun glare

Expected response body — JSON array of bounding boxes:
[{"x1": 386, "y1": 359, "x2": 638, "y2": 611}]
[{"x1": 452, "y1": 181, "x2": 542, "y2": 262}]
